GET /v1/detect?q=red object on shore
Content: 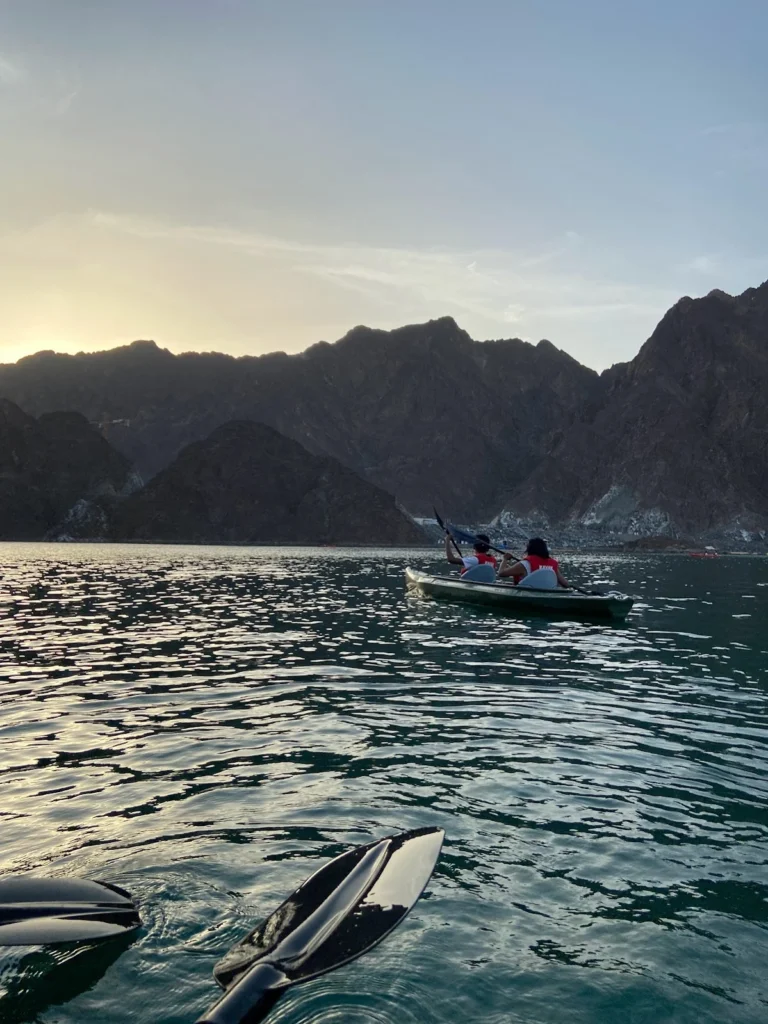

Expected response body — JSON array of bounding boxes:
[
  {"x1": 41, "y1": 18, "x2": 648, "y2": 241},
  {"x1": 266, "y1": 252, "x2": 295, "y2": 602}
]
[{"x1": 689, "y1": 551, "x2": 718, "y2": 558}]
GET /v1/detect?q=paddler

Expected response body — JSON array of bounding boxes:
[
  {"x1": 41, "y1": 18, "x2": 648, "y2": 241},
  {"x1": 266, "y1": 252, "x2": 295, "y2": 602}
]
[
  {"x1": 444, "y1": 532, "x2": 498, "y2": 576},
  {"x1": 498, "y1": 537, "x2": 571, "y2": 589}
]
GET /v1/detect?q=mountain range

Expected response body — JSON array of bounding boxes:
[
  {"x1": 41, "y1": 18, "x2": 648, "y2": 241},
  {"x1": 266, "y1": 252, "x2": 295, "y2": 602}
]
[
  {"x1": 0, "y1": 319, "x2": 597, "y2": 524},
  {"x1": 0, "y1": 399, "x2": 137, "y2": 540},
  {"x1": 113, "y1": 420, "x2": 423, "y2": 545},
  {"x1": 1, "y1": 279, "x2": 766, "y2": 543},
  {"x1": 503, "y1": 283, "x2": 768, "y2": 541},
  {"x1": 0, "y1": 399, "x2": 420, "y2": 545}
]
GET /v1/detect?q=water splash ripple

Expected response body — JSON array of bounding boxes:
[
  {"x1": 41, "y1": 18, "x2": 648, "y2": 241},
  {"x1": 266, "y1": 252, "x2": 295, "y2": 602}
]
[{"x1": 1, "y1": 544, "x2": 767, "y2": 1023}]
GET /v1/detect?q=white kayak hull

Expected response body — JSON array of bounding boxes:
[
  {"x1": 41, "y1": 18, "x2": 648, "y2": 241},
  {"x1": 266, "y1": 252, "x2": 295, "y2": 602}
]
[{"x1": 405, "y1": 568, "x2": 633, "y2": 622}]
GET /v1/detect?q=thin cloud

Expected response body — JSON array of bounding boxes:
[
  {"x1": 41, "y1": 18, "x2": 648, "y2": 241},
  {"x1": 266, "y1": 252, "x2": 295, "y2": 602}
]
[
  {"x1": 88, "y1": 209, "x2": 676, "y2": 346},
  {"x1": 520, "y1": 229, "x2": 583, "y2": 268},
  {"x1": 0, "y1": 53, "x2": 25, "y2": 85},
  {"x1": 503, "y1": 304, "x2": 526, "y2": 323},
  {"x1": 697, "y1": 121, "x2": 768, "y2": 173},
  {"x1": 683, "y1": 255, "x2": 719, "y2": 274},
  {"x1": 52, "y1": 75, "x2": 81, "y2": 115},
  {"x1": 541, "y1": 302, "x2": 664, "y2": 319},
  {"x1": 56, "y1": 89, "x2": 79, "y2": 113},
  {"x1": 679, "y1": 252, "x2": 768, "y2": 281},
  {"x1": 0, "y1": 53, "x2": 80, "y2": 116},
  {"x1": 699, "y1": 121, "x2": 765, "y2": 137}
]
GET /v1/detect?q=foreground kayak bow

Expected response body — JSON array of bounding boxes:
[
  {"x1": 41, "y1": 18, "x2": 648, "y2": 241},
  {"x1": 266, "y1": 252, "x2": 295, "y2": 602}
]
[
  {"x1": 197, "y1": 826, "x2": 444, "y2": 1024},
  {"x1": 0, "y1": 877, "x2": 141, "y2": 945}
]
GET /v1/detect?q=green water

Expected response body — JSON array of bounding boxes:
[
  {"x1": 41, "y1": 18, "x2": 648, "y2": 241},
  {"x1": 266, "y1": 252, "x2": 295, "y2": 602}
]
[{"x1": 1, "y1": 544, "x2": 767, "y2": 1024}]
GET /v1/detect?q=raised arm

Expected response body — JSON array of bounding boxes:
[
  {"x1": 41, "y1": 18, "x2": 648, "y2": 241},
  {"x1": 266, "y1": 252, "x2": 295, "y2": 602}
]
[{"x1": 444, "y1": 533, "x2": 463, "y2": 565}]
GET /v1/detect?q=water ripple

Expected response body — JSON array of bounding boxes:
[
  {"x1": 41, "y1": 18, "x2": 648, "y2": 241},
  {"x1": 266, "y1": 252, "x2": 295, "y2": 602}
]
[{"x1": 1, "y1": 545, "x2": 767, "y2": 1023}]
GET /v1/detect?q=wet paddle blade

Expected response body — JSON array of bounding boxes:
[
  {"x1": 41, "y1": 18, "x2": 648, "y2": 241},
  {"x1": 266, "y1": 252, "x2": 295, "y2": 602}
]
[
  {"x1": 200, "y1": 827, "x2": 444, "y2": 1024},
  {"x1": 0, "y1": 877, "x2": 141, "y2": 945},
  {"x1": 214, "y1": 826, "x2": 443, "y2": 989}
]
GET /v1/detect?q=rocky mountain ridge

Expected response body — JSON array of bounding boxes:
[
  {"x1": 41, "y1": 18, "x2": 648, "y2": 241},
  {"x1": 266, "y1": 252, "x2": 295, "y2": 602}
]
[
  {"x1": 112, "y1": 420, "x2": 424, "y2": 545},
  {"x1": 499, "y1": 283, "x2": 768, "y2": 545},
  {"x1": 1, "y1": 279, "x2": 767, "y2": 543},
  {"x1": 0, "y1": 318, "x2": 598, "y2": 522},
  {"x1": 0, "y1": 399, "x2": 138, "y2": 540},
  {"x1": 0, "y1": 401, "x2": 424, "y2": 545}
]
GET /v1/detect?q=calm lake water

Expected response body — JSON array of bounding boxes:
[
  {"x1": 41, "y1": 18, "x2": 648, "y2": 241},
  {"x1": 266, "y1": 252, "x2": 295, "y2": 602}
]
[{"x1": 1, "y1": 544, "x2": 767, "y2": 1024}]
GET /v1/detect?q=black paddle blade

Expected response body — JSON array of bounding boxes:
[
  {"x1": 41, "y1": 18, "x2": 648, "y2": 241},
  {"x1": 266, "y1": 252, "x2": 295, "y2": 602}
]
[
  {"x1": 198, "y1": 827, "x2": 444, "y2": 1024},
  {"x1": 215, "y1": 826, "x2": 443, "y2": 989},
  {"x1": 0, "y1": 877, "x2": 141, "y2": 945}
]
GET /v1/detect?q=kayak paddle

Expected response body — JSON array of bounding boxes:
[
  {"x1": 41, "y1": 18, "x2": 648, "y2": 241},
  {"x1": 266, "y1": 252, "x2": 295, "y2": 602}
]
[
  {"x1": 433, "y1": 507, "x2": 463, "y2": 560},
  {"x1": 197, "y1": 825, "x2": 445, "y2": 1024},
  {"x1": 0, "y1": 877, "x2": 141, "y2": 945},
  {"x1": 0, "y1": 933, "x2": 136, "y2": 1021},
  {"x1": 446, "y1": 521, "x2": 605, "y2": 596}
]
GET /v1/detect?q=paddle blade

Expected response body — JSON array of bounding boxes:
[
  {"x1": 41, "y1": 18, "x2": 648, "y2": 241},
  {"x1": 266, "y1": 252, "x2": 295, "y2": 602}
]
[
  {"x1": 0, "y1": 877, "x2": 141, "y2": 945},
  {"x1": 214, "y1": 826, "x2": 444, "y2": 991},
  {"x1": 446, "y1": 523, "x2": 479, "y2": 545}
]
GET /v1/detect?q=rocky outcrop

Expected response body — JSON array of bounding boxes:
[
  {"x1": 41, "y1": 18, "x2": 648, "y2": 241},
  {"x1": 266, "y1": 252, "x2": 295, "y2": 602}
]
[
  {"x1": 111, "y1": 420, "x2": 425, "y2": 545},
  {"x1": 0, "y1": 400, "x2": 137, "y2": 539},
  {"x1": 0, "y1": 320, "x2": 598, "y2": 521},
  {"x1": 501, "y1": 282, "x2": 768, "y2": 541}
]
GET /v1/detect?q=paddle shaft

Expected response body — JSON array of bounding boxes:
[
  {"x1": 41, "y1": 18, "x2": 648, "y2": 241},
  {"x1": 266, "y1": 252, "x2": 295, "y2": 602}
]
[
  {"x1": 433, "y1": 508, "x2": 463, "y2": 560},
  {"x1": 197, "y1": 964, "x2": 283, "y2": 1024}
]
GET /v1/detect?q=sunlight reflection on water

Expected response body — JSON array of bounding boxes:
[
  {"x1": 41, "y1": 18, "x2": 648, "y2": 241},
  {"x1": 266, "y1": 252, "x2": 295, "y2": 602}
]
[{"x1": 1, "y1": 544, "x2": 767, "y2": 1024}]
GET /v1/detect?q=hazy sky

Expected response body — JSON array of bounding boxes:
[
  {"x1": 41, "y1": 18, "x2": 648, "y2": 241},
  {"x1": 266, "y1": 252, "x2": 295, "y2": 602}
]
[{"x1": 1, "y1": 0, "x2": 767, "y2": 369}]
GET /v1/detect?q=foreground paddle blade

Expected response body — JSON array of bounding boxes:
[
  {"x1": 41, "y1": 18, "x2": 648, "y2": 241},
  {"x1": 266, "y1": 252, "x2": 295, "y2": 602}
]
[
  {"x1": 198, "y1": 826, "x2": 444, "y2": 1024},
  {"x1": 0, "y1": 877, "x2": 141, "y2": 945}
]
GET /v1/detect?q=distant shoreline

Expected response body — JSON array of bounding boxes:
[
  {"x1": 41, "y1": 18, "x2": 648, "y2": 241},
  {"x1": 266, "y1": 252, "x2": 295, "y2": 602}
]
[{"x1": 0, "y1": 539, "x2": 764, "y2": 556}]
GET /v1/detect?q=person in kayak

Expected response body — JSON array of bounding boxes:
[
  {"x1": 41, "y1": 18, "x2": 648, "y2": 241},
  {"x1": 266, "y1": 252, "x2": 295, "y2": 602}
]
[
  {"x1": 498, "y1": 538, "x2": 570, "y2": 589},
  {"x1": 444, "y1": 532, "x2": 498, "y2": 576}
]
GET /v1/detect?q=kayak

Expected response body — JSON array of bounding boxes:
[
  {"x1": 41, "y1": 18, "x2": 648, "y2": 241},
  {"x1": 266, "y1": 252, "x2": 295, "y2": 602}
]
[{"x1": 405, "y1": 567, "x2": 634, "y2": 621}]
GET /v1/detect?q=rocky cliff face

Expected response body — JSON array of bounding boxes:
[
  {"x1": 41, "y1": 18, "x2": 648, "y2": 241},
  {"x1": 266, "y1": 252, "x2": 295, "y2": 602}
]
[
  {"x1": 501, "y1": 283, "x2": 768, "y2": 541},
  {"x1": 0, "y1": 319, "x2": 598, "y2": 521},
  {"x1": 0, "y1": 399, "x2": 136, "y2": 539},
  {"x1": 2, "y1": 281, "x2": 767, "y2": 541},
  {"x1": 112, "y1": 420, "x2": 425, "y2": 545}
]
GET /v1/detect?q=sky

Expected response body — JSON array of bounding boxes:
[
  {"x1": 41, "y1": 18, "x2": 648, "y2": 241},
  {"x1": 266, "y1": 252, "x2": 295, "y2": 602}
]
[{"x1": 1, "y1": 0, "x2": 767, "y2": 370}]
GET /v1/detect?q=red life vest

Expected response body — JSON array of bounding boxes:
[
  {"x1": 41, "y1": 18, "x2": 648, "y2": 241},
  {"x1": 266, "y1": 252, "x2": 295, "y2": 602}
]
[
  {"x1": 460, "y1": 552, "x2": 498, "y2": 575},
  {"x1": 525, "y1": 555, "x2": 558, "y2": 573}
]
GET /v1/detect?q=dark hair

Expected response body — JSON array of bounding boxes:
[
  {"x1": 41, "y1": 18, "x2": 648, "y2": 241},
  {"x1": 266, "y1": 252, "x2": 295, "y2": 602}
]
[
  {"x1": 526, "y1": 537, "x2": 550, "y2": 558},
  {"x1": 474, "y1": 533, "x2": 491, "y2": 554}
]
